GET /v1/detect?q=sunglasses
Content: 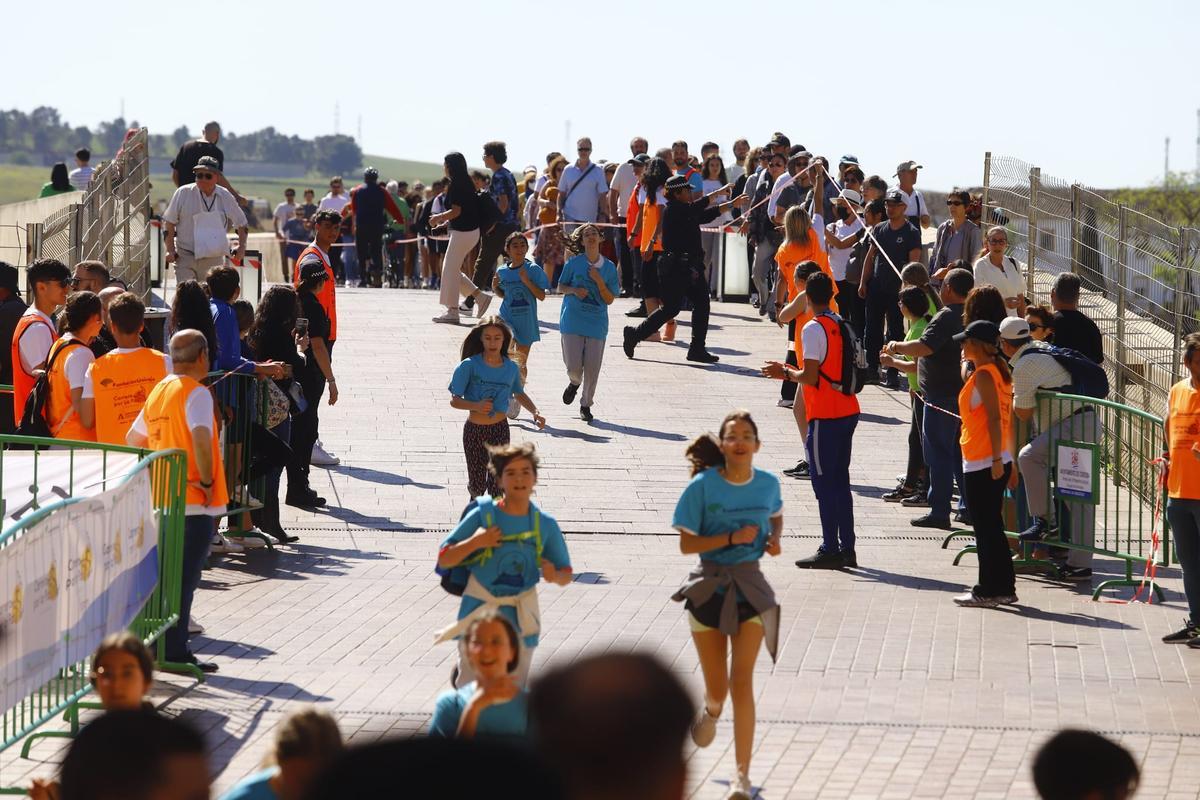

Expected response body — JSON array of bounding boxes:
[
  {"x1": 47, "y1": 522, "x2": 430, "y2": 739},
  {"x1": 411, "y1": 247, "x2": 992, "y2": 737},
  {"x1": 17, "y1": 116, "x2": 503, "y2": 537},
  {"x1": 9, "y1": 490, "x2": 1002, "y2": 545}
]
[
  {"x1": 195, "y1": 172, "x2": 214, "y2": 180},
  {"x1": 1028, "y1": 323, "x2": 1047, "y2": 331},
  {"x1": 577, "y1": 147, "x2": 592, "y2": 152},
  {"x1": 946, "y1": 200, "x2": 963, "y2": 206}
]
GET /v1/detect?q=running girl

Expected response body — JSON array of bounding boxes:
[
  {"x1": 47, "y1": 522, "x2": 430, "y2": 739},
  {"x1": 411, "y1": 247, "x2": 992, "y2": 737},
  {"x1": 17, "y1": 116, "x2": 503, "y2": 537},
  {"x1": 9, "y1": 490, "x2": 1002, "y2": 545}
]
[
  {"x1": 429, "y1": 611, "x2": 529, "y2": 738},
  {"x1": 435, "y1": 442, "x2": 572, "y2": 687},
  {"x1": 449, "y1": 319, "x2": 545, "y2": 499},
  {"x1": 219, "y1": 709, "x2": 343, "y2": 800},
  {"x1": 672, "y1": 411, "x2": 782, "y2": 800},
  {"x1": 492, "y1": 232, "x2": 549, "y2": 420},
  {"x1": 557, "y1": 223, "x2": 619, "y2": 422}
]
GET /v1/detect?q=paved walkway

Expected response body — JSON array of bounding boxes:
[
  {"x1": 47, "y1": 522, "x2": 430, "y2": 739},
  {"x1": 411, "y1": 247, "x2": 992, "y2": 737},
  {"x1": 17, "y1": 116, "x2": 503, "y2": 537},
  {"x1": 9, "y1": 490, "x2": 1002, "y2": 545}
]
[{"x1": 5, "y1": 287, "x2": 1199, "y2": 799}]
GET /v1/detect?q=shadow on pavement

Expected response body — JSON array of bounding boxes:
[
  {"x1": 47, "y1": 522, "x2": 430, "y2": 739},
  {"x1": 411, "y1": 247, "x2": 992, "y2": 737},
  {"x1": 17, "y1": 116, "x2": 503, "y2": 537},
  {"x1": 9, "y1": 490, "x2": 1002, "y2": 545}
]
[
  {"x1": 532, "y1": 423, "x2": 611, "y2": 444},
  {"x1": 588, "y1": 419, "x2": 687, "y2": 441},
  {"x1": 330, "y1": 465, "x2": 443, "y2": 490},
  {"x1": 857, "y1": 412, "x2": 906, "y2": 426}
]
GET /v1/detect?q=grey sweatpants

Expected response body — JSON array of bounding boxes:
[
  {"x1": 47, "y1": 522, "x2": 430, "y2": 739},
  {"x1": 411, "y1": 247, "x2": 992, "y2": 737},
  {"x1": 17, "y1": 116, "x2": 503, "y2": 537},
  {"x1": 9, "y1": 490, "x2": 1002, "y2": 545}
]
[
  {"x1": 751, "y1": 236, "x2": 777, "y2": 303},
  {"x1": 1018, "y1": 408, "x2": 1100, "y2": 568},
  {"x1": 561, "y1": 333, "x2": 605, "y2": 407}
]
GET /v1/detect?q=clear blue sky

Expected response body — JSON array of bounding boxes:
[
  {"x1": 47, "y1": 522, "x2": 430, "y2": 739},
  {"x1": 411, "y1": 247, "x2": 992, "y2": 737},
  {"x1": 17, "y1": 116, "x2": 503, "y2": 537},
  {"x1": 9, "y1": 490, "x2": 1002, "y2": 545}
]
[{"x1": 10, "y1": 0, "x2": 1198, "y2": 190}]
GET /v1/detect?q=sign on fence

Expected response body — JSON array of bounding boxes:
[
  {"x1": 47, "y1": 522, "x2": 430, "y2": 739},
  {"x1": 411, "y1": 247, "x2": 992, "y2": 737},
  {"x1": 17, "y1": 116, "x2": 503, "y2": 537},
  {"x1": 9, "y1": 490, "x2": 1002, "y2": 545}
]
[
  {"x1": 1055, "y1": 441, "x2": 1100, "y2": 505},
  {"x1": 0, "y1": 471, "x2": 158, "y2": 715},
  {"x1": 2, "y1": 451, "x2": 140, "y2": 525}
]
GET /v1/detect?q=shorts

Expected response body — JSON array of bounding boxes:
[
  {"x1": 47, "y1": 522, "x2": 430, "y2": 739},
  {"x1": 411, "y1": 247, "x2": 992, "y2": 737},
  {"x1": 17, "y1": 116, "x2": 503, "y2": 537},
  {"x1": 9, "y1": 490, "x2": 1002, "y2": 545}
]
[{"x1": 685, "y1": 593, "x2": 762, "y2": 633}]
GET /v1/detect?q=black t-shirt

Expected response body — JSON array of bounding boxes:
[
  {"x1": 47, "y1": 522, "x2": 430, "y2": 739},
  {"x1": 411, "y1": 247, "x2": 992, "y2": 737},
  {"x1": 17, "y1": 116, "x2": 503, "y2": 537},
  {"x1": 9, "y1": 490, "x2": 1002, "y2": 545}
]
[
  {"x1": 170, "y1": 140, "x2": 224, "y2": 186},
  {"x1": 918, "y1": 302, "x2": 966, "y2": 398},
  {"x1": 1052, "y1": 309, "x2": 1103, "y2": 364},
  {"x1": 662, "y1": 197, "x2": 721, "y2": 255},
  {"x1": 869, "y1": 220, "x2": 923, "y2": 293},
  {"x1": 447, "y1": 179, "x2": 480, "y2": 232},
  {"x1": 298, "y1": 290, "x2": 331, "y2": 380}
]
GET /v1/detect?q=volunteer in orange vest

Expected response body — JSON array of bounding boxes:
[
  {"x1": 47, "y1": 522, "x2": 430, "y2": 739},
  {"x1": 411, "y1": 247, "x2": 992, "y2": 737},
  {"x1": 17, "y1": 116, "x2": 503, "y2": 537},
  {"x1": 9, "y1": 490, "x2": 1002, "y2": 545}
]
[
  {"x1": 763, "y1": 272, "x2": 860, "y2": 569},
  {"x1": 627, "y1": 157, "x2": 670, "y2": 340},
  {"x1": 126, "y1": 329, "x2": 227, "y2": 675},
  {"x1": 293, "y1": 208, "x2": 341, "y2": 468},
  {"x1": 45, "y1": 291, "x2": 103, "y2": 441},
  {"x1": 1161, "y1": 332, "x2": 1200, "y2": 647},
  {"x1": 83, "y1": 292, "x2": 170, "y2": 445},
  {"x1": 11, "y1": 258, "x2": 69, "y2": 425},
  {"x1": 951, "y1": 319, "x2": 1017, "y2": 608}
]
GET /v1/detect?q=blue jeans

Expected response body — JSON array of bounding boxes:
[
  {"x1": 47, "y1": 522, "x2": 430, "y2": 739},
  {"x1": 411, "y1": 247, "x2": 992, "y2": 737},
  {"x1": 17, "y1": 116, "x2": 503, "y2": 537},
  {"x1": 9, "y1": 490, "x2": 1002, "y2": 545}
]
[
  {"x1": 341, "y1": 235, "x2": 360, "y2": 284},
  {"x1": 806, "y1": 414, "x2": 858, "y2": 553},
  {"x1": 922, "y1": 394, "x2": 964, "y2": 521},
  {"x1": 1166, "y1": 499, "x2": 1200, "y2": 622},
  {"x1": 164, "y1": 515, "x2": 215, "y2": 661}
]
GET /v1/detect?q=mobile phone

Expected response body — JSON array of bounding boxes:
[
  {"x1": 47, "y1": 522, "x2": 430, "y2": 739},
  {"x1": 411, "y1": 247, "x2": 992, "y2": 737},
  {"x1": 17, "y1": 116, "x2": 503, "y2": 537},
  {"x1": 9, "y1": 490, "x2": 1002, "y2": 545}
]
[{"x1": 295, "y1": 318, "x2": 309, "y2": 337}]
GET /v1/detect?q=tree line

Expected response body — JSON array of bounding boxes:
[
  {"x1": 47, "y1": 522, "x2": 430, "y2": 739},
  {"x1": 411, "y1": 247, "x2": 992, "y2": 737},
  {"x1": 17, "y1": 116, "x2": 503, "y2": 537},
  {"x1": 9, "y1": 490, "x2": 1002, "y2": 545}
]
[{"x1": 0, "y1": 107, "x2": 363, "y2": 175}]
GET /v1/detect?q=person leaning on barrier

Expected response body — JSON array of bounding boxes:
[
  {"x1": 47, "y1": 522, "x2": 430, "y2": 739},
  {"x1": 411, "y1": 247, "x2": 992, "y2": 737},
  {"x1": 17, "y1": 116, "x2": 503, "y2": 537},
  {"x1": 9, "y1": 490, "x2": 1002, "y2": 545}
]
[
  {"x1": 162, "y1": 155, "x2": 248, "y2": 285},
  {"x1": 127, "y1": 329, "x2": 229, "y2": 675},
  {"x1": 46, "y1": 291, "x2": 103, "y2": 442},
  {"x1": 1160, "y1": 332, "x2": 1200, "y2": 648},
  {"x1": 1000, "y1": 316, "x2": 1100, "y2": 582},
  {"x1": 287, "y1": 261, "x2": 338, "y2": 510},
  {"x1": 11, "y1": 258, "x2": 70, "y2": 426}
]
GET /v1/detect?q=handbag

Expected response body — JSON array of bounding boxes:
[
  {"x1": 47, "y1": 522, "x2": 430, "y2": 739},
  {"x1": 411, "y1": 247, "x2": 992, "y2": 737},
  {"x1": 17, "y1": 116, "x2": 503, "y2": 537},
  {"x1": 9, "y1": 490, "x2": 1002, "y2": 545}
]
[{"x1": 264, "y1": 380, "x2": 291, "y2": 428}]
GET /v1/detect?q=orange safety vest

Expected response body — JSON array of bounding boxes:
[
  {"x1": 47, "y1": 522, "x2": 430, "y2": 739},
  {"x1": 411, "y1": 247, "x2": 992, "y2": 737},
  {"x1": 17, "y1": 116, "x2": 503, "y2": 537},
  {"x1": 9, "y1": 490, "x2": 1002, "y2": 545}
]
[
  {"x1": 90, "y1": 348, "x2": 169, "y2": 445},
  {"x1": 801, "y1": 313, "x2": 861, "y2": 421},
  {"x1": 1167, "y1": 378, "x2": 1200, "y2": 499},
  {"x1": 625, "y1": 189, "x2": 640, "y2": 242},
  {"x1": 45, "y1": 337, "x2": 95, "y2": 442},
  {"x1": 10, "y1": 312, "x2": 55, "y2": 425},
  {"x1": 639, "y1": 197, "x2": 663, "y2": 255},
  {"x1": 777, "y1": 238, "x2": 838, "y2": 359},
  {"x1": 958, "y1": 362, "x2": 1013, "y2": 465},
  {"x1": 294, "y1": 244, "x2": 337, "y2": 341},
  {"x1": 142, "y1": 375, "x2": 229, "y2": 510}
]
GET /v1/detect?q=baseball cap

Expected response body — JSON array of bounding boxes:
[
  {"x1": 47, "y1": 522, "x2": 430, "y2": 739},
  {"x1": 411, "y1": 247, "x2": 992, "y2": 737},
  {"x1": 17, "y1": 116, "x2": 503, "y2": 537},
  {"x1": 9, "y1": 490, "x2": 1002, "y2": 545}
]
[
  {"x1": 894, "y1": 160, "x2": 922, "y2": 176},
  {"x1": 193, "y1": 155, "x2": 221, "y2": 173},
  {"x1": 884, "y1": 190, "x2": 906, "y2": 204},
  {"x1": 628, "y1": 153, "x2": 651, "y2": 165},
  {"x1": 953, "y1": 319, "x2": 1001, "y2": 345},
  {"x1": 999, "y1": 316, "x2": 1031, "y2": 341},
  {"x1": 0, "y1": 262, "x2": 18, "y2": 293},
  {"x1": 299, "y1": 261, "x2": 329, "y2": 283},
  {"x1": 839, "y1": 154, "x2": 860, "y2": 166}
]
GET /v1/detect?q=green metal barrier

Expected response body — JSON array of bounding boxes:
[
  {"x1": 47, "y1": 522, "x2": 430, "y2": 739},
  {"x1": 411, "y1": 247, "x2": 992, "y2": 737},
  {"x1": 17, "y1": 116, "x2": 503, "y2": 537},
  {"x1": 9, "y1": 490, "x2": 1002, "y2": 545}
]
[
  {"x1": 207, "y1": 371, "x2": 273, "y2": 548},
  {"x1": 943, "y1": 391, "x2": 1169, "y2": 600},
  {"x1": 0, "y1": 436, "x2": 189, "y2": 788}
]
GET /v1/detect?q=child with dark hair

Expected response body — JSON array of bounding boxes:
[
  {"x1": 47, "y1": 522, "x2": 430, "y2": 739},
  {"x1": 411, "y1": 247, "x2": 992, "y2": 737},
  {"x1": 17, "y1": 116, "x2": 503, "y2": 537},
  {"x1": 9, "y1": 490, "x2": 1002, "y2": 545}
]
[
  {"x1": 435, "y1": 442, "x2": 571, "y2": 688},
  {"x1": 881, "y1": 286, "x2": 937, "y2": 503},
  {"x1": 449, "y1": 318, "x2": 545, "y2": 499},
  {"x1": 1032, "y1": 730, "x2": 1139, "y2": 800},
  {"x1": 492, "y1": 232, "x2": 549, "y2": 420},
  {"x1": 429, "y1": 612, "x2": 529, "y2": 738}
]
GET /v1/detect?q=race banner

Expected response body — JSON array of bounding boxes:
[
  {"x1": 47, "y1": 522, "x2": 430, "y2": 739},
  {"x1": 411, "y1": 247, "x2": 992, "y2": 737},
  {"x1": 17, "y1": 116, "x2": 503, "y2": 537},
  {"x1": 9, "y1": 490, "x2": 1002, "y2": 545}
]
[
  {"x1": 0, "y1": 470, "x2": 158, "y2": 715},
  {"x1": 2, "y1": 451, "x2": 140, "y2": 526}
]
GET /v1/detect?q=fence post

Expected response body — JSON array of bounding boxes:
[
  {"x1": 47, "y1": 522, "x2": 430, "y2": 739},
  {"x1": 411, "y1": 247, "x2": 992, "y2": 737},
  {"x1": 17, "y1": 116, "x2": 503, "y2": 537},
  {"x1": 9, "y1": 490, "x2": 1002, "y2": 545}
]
[
  {"x1": 25, "y1": 222, "x2": 41, "y2": 267},
  {"x1": 67, "y1": 203, "x2": 82, "y2": 268},
  {"x1": 981, "y1": 152, "x2": 991, "y2": 223},
  {"x1": 1175, "y1": 227, "x2": 1191, "y2": 385},
  {"x1": 1070, "y1": 183, "x2": 1081, "y2": 276},
  {"x1": 1116, "y1": 205, "x2": 1129, "y2": 403},
  {"x1": 1027, "y1": 166, "x2": 1040, "y2": 300}
]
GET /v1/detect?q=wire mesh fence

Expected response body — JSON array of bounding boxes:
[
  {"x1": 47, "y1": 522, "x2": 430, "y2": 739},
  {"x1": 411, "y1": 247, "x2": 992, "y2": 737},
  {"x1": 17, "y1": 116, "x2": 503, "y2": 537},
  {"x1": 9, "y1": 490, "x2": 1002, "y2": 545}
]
[{"x1": 981, "y1": 153, "x2": 1200, "y2": 416}]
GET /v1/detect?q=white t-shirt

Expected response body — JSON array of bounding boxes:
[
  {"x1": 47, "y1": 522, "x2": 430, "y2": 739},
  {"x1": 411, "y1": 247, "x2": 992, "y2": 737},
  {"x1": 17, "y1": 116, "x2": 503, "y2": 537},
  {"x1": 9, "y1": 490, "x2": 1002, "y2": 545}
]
[
  {"x1": 636, "y1": 186, "x2": 666, "y2": 206},
  {"x1": 972, "y1": 256, "x2": 1025, "y2": 317},
  {"x1": 161, "y1": 184, "x2": 247, "y2": 249},
  {"x1": 68, "y1": 166, "x2": 94, "y2": 191},
  {"x1": 800, "y1": 317, "x2": 829, "y2": 364},
  {"x1": 82, "y1": 348, "x2": 173, "y2": 399},
  {"x1": 826, "y1": 217, "x2": 864, "y2": 281},
  {"x1": 318, "y1": 193, "x2": 351, "y2": 214},
  {"x1": 59, "y1": 335, "x2": 95, "y2": 390},
  {"x1": 727, "y1": 163, "x2": 745, "y2": 185},
  {"x1": 17, "y1": 307, "x2": 55, "y2": 373},
  {"x1": 702, "y1": 179, "x2": 732, "y2": 226},
  {"x1": 273, "y1": 202, "x2": 297, "y2": 232},
  {"x1": 129, "y1": 375, "x2": 221, "y2": 515},
  {"x1": 609, "y1": 162, "x2": 638, "y2": 218},
  {"x1": 897, "y1": 187, "x2": 927, "y2": 221}
]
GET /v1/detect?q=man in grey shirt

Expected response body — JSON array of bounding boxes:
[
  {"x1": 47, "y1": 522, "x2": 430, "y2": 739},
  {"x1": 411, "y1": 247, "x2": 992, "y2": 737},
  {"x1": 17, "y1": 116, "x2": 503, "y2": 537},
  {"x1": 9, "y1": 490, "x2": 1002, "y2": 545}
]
[{"x1": 163, "y1": 156, "x2": 248, "y2": 284}]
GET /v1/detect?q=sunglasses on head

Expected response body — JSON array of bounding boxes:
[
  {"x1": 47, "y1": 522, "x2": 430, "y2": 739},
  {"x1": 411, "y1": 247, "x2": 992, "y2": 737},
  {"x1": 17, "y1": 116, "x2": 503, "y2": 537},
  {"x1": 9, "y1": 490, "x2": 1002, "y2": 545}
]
[{"x1": 195, "y1": 172, "x2": 214, "y2": 180}]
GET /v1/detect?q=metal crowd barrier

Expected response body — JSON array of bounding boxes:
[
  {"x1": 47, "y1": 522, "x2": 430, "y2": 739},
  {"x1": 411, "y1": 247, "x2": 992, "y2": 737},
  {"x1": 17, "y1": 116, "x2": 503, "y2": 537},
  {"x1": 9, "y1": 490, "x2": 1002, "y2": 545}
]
[
  {"x1": 0, "y1": 436, "x2": 188, "y2": 788},
  {"x1": 944, "y1": 391, "x2": 1170, "y2": 600},
  {"x1": 208, "y1": 370, "x2": 274, "y2": 548}
]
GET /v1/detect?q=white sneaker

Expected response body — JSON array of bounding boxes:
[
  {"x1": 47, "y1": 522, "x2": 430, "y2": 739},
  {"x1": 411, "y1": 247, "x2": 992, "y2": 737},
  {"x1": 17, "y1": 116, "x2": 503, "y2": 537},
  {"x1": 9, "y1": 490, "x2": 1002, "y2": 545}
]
[
  {"x1": 188, "y1": 617, "x2": 205, "y2": 635},
  {"x1": 507, "y1": 403, "x2": 520, "y2": 420},
  {"x1": 311, "y1": 441, "x2": 340, "y2": 467},
  {"x1": 433, "y1": 312, "x2": 461, "y2": 324},
  {"x1": 776, "y1": 398, "x2": 794, "y2": 408},
  {"x1": 691, "y1": 705, "x2": 718, "y2": 747},
  {"x1": 227, "y1": 533, "x2": 268, "y2": 549},
  {"x1": 725, "y1": 773, "x2": 753, "y2": 800},
  {"x1": 232, "y1": 489, "x2": 264, "y2": 510},
  {"x1": 210, "y1": 534, "x2": 244, "y2": 555},
  {"x1": 475, "y1": 292, "x2": 494, "y2": 317}
]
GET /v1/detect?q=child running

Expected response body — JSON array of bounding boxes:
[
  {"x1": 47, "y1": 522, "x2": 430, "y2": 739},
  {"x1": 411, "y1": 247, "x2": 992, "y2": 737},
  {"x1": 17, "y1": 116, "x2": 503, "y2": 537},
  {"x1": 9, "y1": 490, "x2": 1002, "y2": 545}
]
[
  {"x1": 492, "y1": 232, "x2": 549, "y2": 420},
  {"x1": 557, "y1": 223, "x2": 619, "y2": 422},
  {"x1": 219, "y1": 709, "x2": 344, "y2": 800},
  {"x1": 435, "y1": 442, "x2": 572, "y2": 687},
  {"x1": 671, "y1": 411, "x2": 782, "y2": 800},
  {"x1": 429, "y1": 611, "x2": 529, "y2": 739},
  {"x1": 449, "y1": 318, "x2": 546, "y2": 499}
]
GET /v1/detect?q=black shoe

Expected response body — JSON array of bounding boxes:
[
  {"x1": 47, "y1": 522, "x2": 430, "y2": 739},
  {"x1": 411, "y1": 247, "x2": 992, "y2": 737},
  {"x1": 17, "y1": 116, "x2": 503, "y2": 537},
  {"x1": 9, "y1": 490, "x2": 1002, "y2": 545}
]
[
  {"x1": 285, "y1": 490, "x2": 325, "y2": 509},
  {"x1": 686, "y1": 349, "x2": 719, "y2": 364},
  {"x1": 620, "y1": 289, "x2": 633, "y2": 298},
  {"x1": 1162, "y1": 620, "x2": 1200, "y2": 643},
  {"x1": 625, "y1": 303, "x2": 648, "y2": 318},
  {"x1": 580, "y1": 406, "x2": 593, "y2": 422},
  {"x1": 1057, "y1": 566, "x2": 1093, "y2": 582},
  {"x1": 795, "y1": 549, "x2": 846, "y2": 569},
  {"x1": 842, "y1": 549, "x2": 858, "y2": 568},
  {"x1": 271, "y1": 530, "x2": 301, "y2": 544},
  {"x1": 953, "y1": 510, "x2": 972, "y2": 525},
  {"x1": 623, "y1": 326, "x2": 638, "y2": 359},
  {"x1": 862, "y1": 373, "x2": 880, "y2": 385},
  {"x1": 181, "y1": 653, "x2": 219, "y2": 674},
  {"x1": 783, "y1": 461, "x2": 810, "y2": 479},
  {"x1": 1018, "y1": 517, "x2": 1056, "y2": 542},
  {"x1": 910, "y1": 515, "x2": 953, "y2": 530},
  {"x1": 563, "y1": 382, "x2": 580, "y2": 405},
  {"x1": 900, "y1": 493, "x2": 930, "y2": 508},
  {"x1": 883, "y1": 483, "x2": 916, "y2": 502}
]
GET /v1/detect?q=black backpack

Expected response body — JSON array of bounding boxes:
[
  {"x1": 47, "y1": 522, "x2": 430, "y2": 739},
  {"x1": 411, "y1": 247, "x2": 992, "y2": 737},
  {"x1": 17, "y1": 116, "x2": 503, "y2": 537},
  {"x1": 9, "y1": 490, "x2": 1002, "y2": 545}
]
[
  {"x1": 816, "y1": 312, "x2": 869, "y2": 395},
  {"x1": 17, "y1": 340, "x2": 86, "y2": 439},
  {"x1": 477, "y1": 190, "x2": 501, "y2": 234},
  {"x1": 1017, "y1": 344, "x2": 1109, "y2": 399}
]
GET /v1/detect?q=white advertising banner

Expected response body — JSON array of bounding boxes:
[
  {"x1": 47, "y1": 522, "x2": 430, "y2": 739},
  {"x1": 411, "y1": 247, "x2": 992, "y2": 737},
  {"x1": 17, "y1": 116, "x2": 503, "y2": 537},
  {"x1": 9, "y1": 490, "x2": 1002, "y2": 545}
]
[
  {"x1": 0, "y1": 470, "x2": 158, "y2": 715},
  {"x1": 2, "y1": 452, "x2": 140, "y2": 526}
]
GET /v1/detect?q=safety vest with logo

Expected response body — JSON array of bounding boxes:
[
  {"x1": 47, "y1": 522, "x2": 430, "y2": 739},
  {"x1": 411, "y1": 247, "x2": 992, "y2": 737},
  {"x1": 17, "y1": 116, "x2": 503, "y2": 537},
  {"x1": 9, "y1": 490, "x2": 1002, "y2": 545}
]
[
  {"x1": 91, "y1": 347, "x2": 169, "y2": 445},
  {"x1": 10, "y1": 312, "x2": 54, "y2": 425},
  {"x1": 802, "y1": 313, "x2": 860, "y2": 421},
  {"x1": 46, "y1": 337, "x2": 95, "y2": 442},
  {"x1": 142, "y1": 375, "x2": 229, "y2": 511},
  {"x1": 957, "y1": 363, "x2": 1013, "y2": 465},
  {"x1": 293, "y1": 244, "x2": 337, "y2": 341},
  {"x1": 1167, "y1": 378, "x2": 1200, "y2": 499}
]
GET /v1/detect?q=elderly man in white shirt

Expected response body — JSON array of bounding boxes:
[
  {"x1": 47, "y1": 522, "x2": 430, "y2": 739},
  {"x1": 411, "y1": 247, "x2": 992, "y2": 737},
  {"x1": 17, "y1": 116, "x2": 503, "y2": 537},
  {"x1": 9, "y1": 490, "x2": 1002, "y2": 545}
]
[{"x1": 162, "y1": 156, "x2": 247, "y2": 284}]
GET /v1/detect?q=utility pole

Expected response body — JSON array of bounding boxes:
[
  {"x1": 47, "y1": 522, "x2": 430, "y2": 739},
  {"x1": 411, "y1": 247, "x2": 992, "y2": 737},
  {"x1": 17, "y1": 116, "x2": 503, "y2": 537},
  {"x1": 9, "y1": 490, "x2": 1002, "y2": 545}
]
[
  {"x1": 357, "y1": 115, "x2": 363, "y2": 145},
  {"x1": 1165, "y1": 136, "x2": 1170, "y2": 186}
]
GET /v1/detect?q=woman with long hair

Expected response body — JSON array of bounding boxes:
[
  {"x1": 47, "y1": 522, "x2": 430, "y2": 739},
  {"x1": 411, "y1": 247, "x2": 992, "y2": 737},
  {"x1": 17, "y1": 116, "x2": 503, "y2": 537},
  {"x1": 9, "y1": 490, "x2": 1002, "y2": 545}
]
[
  {"x1": 629, "y1": 156, "x2": 672, "y2": 340},
  {"x1": 963, "y1": 284, "x2": 1008, "y2": 327},
  {"x1": 533, "y1": 157, "x2": 568, "y2": 289},
  {"x1": 951, "y1": 320, "x2": 1016, "y2": 607},
  {"x1": 430, "y1": 152, "x2": 494, "y2": 324},
  {"x1": 39, "y1": 162, "x2": 76, "y2": 198},
  {"x1": 701, "y1": 155, "x2": 731, "y2": 296},
  {"x1": 972, "y1": 226, "x2": 1026, "y2": 317},
  {"x1": 287, "y1": 263, "x2": 338, "y2": 509},
  {"x1": 672, "y1": 410, "x2": 782, "y2": 800}
]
